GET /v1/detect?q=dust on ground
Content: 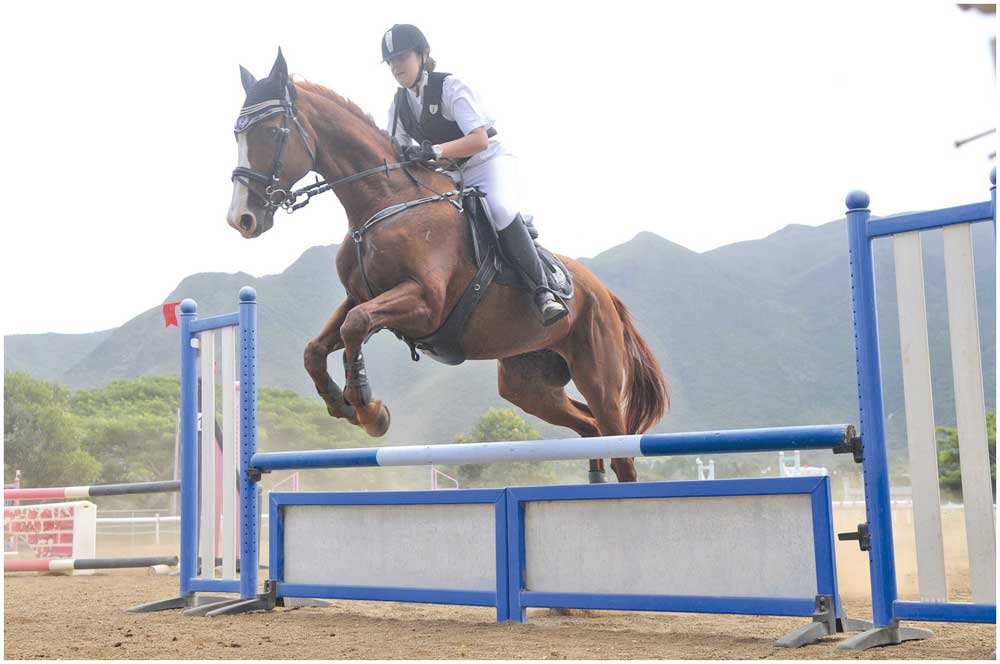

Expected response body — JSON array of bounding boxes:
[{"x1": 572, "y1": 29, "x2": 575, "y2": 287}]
[
  {"x1": 4, "y1": 505, "x2": 996, "y2": 659},
  {"x1": 4, "y1": 570, "x2": 995, "y2": 660}
]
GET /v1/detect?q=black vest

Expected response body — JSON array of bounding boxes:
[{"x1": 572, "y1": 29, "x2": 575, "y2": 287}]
[{"x1": 392, "y1": 71, "x2": 497, "y2": 146}]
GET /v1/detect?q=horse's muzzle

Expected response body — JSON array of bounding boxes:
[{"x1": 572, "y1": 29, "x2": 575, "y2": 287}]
[{"x1": 228, "y1": 209, "x2": 274, "y2": 239}]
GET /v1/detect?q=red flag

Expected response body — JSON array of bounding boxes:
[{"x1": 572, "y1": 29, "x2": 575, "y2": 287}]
[{"x1": 162, "y1": 301, "x2": 182, "y2": 328}]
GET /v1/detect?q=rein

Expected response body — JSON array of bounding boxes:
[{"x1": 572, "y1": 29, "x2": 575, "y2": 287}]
[
  {"x1": 233, "y1": 90, "x2": 472, "y2": 304},
  {"x1": 233, "y1": 92, "x2": 467, "y2": 215}
]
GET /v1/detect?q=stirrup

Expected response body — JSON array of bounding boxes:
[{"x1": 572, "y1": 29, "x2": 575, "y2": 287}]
[{"x1": 535, "y1": 290, "x2": 568, "y2": 326}]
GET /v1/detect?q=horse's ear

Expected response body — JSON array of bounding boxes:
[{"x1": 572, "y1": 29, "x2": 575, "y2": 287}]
[
  {"x1": 269, "y1": 47, "x2": 288, "y2": 86},
  {"x1": 239, "y1": 66, "x2": 257, "y2": 94}
]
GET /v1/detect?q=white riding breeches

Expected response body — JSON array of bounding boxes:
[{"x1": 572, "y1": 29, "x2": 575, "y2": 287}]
[{"x1": 446, "y1": 153, "x2": 522, "y2": 231}]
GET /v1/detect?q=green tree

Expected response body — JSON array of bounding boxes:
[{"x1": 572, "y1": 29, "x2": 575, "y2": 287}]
[
  {"x1": 4, "y1": 371, "x2": 376, "y2": 496},
  {"x1": 4, "y1": 371, "x2": 100, "y2": 487},
  {"x1": 446, "y1": 408, "x2": 558, "y2": 488},
  {"x1": 70, "y1": 376, "x2": 180, "y2": 484},
  {"x1": 936, "y1": 412, "x2": 996, "y2": 499}
]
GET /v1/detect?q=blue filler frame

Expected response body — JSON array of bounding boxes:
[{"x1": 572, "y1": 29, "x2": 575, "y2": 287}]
[
  {"x1": 506, "y1": 477, "x2": 841, "y2": 623},
  {"x1": 269, "y1": 478, "x2": 841, "y2": 624},
  {"x1": 269, "y1": 489, "x2": 512, "y2": 621}
]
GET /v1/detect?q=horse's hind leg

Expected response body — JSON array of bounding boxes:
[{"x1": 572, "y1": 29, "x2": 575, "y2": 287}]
[
  {"x1": 497, "y1": 351, "x2": 606, "y2": 482},
  {"x1": 561, "y1": 318, "x2": 638, "y2": 483}
]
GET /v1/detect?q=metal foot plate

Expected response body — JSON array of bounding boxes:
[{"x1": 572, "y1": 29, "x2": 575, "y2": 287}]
[
  {"x1": 127, "y1": 595, "x2": 233, "y2": 613},
  {"x1": 836, "y1": 625, "x2": 934, "y2": 651},
  {"x1": 774, "y1": 596, "x2": 873, "y2": 648}
]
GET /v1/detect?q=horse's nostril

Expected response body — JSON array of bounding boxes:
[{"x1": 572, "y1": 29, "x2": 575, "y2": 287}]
[{"x1": 239, "y1": 214, "x2": 255, "y2": 232}]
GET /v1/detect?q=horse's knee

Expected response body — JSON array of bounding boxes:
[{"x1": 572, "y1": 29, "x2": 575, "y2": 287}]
[
  {"x1": 303, "y1": 339, "x2": 326, "y2": 372},
  {"x1": 340, "y1": 308, "x2": 371, "y2": 348}
]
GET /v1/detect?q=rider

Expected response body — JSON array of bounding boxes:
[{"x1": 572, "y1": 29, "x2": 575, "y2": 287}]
[{"x1": 381, "y1": 23, "x2": 568, "y2": 326}]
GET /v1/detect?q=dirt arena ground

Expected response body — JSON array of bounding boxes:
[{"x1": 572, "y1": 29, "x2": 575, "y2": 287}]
[{"x1": 4, "y1": 507, "x2": 996, "y2": 659}]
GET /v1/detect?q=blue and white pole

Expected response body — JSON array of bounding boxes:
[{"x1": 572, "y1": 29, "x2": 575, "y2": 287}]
[{"x1": 249, "y1": 424, "x2": 856, "y2": 472}]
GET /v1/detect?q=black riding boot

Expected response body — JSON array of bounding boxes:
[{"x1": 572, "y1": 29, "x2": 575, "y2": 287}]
[{"x1": 497, "y1": 214, "x2": 568, "y2": 326}]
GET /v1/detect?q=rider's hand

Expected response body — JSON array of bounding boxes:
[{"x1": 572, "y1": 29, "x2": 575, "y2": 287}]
[{"x1": 402, "y1": 140, "x2": 438, "y2": 162}]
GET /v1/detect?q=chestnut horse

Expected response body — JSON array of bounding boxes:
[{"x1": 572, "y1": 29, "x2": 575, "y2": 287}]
[{"x1": 226, "y1": 51, "x2": 668, "y2": 482}]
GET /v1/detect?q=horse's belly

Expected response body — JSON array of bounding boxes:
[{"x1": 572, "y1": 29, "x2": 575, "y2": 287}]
[{"x1": 459, "y1": 286, "x2": 560, "y2": 360}]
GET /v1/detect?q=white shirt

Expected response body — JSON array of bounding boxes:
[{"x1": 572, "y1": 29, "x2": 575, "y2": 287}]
[{"x1": 387, "y1": 71, "x2": 506, "y2": 170}]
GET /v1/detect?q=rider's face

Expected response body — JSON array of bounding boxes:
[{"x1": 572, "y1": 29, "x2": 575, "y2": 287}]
[{"x1": 387, "y1": 50, "x2": 422, "y2": 88}]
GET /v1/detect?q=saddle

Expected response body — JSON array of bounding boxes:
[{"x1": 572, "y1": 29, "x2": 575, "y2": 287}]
[{"x1": 397, "y1": 189, "x2": 574, "y2": 365}]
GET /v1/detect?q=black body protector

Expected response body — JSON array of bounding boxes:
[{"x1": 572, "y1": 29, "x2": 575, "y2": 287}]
[{"x1": 391, "y1": 71, "x2": 496, "y2": 164}]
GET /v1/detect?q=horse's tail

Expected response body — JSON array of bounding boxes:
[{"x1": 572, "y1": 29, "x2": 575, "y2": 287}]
[{"x1": 610, "y1": 292, "x2": 669, "y2": 434}]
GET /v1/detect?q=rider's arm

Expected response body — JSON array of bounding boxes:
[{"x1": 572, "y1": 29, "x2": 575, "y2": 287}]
[
  {"x1": 435, "y1": 75, "x2": 493, "y2": 160},
  {"x1": 437, "y1": 126, "x2": 489, "y2": 159}
]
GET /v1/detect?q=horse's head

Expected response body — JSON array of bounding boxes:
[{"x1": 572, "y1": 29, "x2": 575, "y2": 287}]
[{"x1": 227, "y1": 49, "x2": 315, "y2": 238}]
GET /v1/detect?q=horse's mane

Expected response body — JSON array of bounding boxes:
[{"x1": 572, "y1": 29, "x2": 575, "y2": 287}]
[{"x1": 294, "y1": 79, "x2": 392, "y2": 144}]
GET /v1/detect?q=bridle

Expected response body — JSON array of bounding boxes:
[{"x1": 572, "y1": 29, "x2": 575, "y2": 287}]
[
  {"x1": 231, "y1": 89, "x2": 425, "y2": 214},
  {"x1": 232, "y1": 95, "x2": 316, "y2": 212}
]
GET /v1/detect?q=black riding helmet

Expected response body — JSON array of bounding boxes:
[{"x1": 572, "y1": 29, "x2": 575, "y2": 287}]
[{"x1": 381, "y1": 24, "x2": 429, "y2": 62}]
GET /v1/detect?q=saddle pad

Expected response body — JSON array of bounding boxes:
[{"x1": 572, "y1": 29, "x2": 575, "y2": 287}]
[{"x1": 464, "y1": 193, "x2": 574, "y2": 299}]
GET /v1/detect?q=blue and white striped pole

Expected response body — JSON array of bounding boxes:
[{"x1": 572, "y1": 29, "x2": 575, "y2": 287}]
[{"x1": 249, "y1": 424, "x2": 855, "y2": 472}]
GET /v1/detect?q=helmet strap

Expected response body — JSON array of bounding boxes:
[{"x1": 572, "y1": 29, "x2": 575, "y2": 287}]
[{"x1": 409, "y1": 52, "x2": 426, "y2": 96}]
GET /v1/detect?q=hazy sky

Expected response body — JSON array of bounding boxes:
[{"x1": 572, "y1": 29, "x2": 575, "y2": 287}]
[{"x1": 1, "y1": 2, "x2": 995, "y2": 335}]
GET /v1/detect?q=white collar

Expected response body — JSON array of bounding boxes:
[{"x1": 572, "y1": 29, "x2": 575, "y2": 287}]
[{"x1": 407, "y1": 70, "x2": 429, "y2": 99}]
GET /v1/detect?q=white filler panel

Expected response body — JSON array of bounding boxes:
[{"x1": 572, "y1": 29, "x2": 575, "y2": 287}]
[
  {"x1": 282, "y1": 504, "x2": 496, "y2": 591},
  {"x1": 523, "y1": 494, "x2": 817, "y2": 597}
]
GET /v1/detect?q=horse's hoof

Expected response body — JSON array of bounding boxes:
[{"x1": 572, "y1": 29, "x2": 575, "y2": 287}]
[
  {"x1": 363, "y1": 403, "x2": 391, "y2": 437},
  {"x1": 588, "y1": 470, "x2": 607, "y2": 484}
]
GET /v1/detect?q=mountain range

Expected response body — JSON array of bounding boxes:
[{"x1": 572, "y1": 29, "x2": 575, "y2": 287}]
[{"x1": 6, "y1": 218, "x2": 995, "y2": 454}]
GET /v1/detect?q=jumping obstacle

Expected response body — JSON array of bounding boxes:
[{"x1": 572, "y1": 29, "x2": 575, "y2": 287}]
[
  {"x1": 3, "y1": 470, "x2": 20, "y2": 556},
  {"x1": 4, "y1": 480, "x2": 180, "y2": 502},
  {"x1": 778, "y1": 451, "x2": 828, "y2": 478},
  {"x1": 838, "y1": 168, "x2": 997, "y2": 649},
  {"x1": 5, "y1": 556, "x2": 178, "y2": 573},
  {"x1": 129, "y1": 287, "x2": 872, "y2": 647},
  {"x1": 3, "y1": 481, "x2": 182, "y2": 575},
  {"x1": 131, "y1": 167, "x2": 995, "y2": 652},
  {"x1": 4, "y1": 501, "x2": 98, "y2": 572}
]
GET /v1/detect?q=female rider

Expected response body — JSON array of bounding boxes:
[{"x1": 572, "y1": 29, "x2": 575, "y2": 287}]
[{"x1": 381, "y1": 23, "x2": 567, "y2": 326}]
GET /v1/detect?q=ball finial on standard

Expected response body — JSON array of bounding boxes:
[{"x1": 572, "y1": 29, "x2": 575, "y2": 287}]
[
  {"x1": 845, "y1": 190, "x2": 870, "y2": 210},
  {"x1": 239, "y1": 286, "x2": 257, "y2": 303},
  {"x1": 180, "y1": 299, "x2": 197, "y2": 314}
]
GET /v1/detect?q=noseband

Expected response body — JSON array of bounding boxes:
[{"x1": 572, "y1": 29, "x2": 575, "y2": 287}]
[{"x1": 232, "y1": 97, "x2": 316, "y2": 212}]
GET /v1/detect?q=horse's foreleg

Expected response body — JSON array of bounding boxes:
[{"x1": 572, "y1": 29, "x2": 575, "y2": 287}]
[
  {"x1": 304, "y1": 297, "x2": 359, "y2": 423},
  {"x1": 340, "y1": 281, "x2": 433, "y2": 437}
]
